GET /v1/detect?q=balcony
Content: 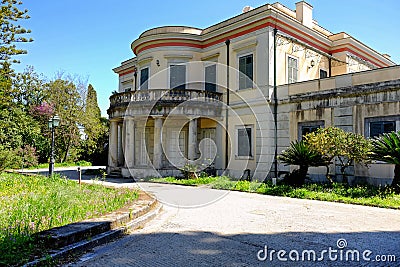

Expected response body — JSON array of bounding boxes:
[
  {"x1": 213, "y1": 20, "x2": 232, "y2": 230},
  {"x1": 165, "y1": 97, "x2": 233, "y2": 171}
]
[{"x1": 108, "y1": 89, "x2": 223, "y2": 118}]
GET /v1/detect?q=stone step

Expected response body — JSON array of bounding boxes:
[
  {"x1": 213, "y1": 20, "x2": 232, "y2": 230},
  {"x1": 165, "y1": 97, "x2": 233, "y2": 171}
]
[
  {"x1": 107, "y1": 170, "x2": 122, "y2": 178},
  {"x1": 25, "y1": 192, "x2": 160, "y2": 266}
]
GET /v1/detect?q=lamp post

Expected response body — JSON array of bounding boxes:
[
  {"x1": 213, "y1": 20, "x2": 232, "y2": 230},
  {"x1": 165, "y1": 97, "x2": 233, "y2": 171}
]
[{"x1": 48, "y1": 114, "x2": 60, "y2": 177}]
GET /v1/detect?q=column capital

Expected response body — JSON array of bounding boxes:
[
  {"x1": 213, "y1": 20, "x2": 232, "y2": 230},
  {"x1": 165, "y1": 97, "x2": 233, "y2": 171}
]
[
  {"x1": 151, "y1": 115, "x2": 165, "y2": 120},
  {"x1": 109, "y1": 118, "x2": 120, "y2": 123},
  {"x1": 124, "y1": 116, "x2": 135, "y2": 121}
]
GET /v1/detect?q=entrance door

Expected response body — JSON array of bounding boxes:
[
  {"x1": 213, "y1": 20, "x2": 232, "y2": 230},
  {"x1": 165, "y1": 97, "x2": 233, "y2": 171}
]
[
  {"x1": 135, "y1": 127, "x2": 151, "y2": 166},
  {"x1": 200, "y1": 128, "x2": 216, "y2": 166},
  {"x1": 167, "y1": 130, "x2": 187, "y2": 168}
]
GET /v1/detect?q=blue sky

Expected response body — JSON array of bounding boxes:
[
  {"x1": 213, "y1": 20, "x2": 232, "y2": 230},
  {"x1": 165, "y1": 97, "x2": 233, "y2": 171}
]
[{"x1": 14, "y1": 0, "x2": 400, "y2": 116}]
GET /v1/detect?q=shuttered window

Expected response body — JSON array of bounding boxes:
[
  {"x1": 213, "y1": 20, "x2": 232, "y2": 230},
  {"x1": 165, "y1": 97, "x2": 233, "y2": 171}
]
[
  {"x1": 237, "y1": 127, "x2": 252, "y2": 157},
  {"x1": 239, "y1": 54, "x2": 253, "y2": 90},
  {"x1": 205, "y1": 64, "x2": 216, "y2": 92},
  {"x1": 140, "y1": 67, "x2": 149, "y2": 90},
  {"x1": 288, "y1": 56, "x2": 298, "y2": 84},
  {"x1": 170, "y1": 64, "x2": 186, "y2": 90}
]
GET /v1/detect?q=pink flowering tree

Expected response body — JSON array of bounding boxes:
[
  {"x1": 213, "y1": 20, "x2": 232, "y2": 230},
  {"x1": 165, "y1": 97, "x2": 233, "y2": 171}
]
[{"x1": 30, "y1": 101, "x2": 54, "y2": 119}]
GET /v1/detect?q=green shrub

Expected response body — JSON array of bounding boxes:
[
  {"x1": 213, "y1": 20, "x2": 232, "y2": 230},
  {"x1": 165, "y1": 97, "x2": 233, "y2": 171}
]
[{"x1": 371, "y1": 131, "x2": 400, "y2": 191}]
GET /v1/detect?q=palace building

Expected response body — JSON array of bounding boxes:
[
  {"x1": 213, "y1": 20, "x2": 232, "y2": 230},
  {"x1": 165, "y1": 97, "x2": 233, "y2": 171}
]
[{"x1": 107, "y1": 1, "x2": 399, "y2": 185}]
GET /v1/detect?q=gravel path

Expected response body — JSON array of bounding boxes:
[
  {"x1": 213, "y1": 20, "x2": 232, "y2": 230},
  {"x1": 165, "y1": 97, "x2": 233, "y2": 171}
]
[{"x1": 66, "y1": 182, "x2": 400, "y2": 267}]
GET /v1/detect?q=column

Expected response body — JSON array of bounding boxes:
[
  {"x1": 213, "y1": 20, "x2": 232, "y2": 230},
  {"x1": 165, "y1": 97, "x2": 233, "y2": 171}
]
[
  {"x1": 215, "y1": 122, "x2": 224, "y2": 170},
  {"x1": 108, "y1": 120, "x2": 118, "y2": 168},
  {"x1": 153, "y1": 117, "x2": 164, "y2": 169},
  {"x1": 124, "y1": 118, "x2": 135, "y2": 168},
  {"x1": 117, "y1": 123, "x2": 124, "y2": 166},
  {"x1": 188, "y1": 118, "x2": 198, "y2": 160}
]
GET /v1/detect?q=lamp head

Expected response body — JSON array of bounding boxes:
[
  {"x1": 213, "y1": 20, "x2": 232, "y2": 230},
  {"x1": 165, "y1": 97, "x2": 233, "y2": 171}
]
[{"x1": 53, "y1": 114, "x2": 60, "y2": 127}]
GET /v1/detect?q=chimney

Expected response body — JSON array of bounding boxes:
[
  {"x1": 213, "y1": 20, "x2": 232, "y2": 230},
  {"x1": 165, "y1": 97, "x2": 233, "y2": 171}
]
[{"x1": 295, "y1": 1, "x2": 313, "y2": 28}]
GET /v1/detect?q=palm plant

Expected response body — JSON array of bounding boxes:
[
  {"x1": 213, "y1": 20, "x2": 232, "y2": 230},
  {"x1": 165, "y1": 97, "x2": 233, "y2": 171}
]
[
  {"x1": 370, "y1": 131, "x2": 400, "y2": 191},
  {"x1": 278, "y1": 140, "x2": 328, "y2": 186}
]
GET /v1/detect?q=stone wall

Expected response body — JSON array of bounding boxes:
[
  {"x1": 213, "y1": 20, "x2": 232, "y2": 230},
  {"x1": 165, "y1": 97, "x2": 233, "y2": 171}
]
[{"x1": 278, "y1": 77, "x2": 400, "y2": 185}]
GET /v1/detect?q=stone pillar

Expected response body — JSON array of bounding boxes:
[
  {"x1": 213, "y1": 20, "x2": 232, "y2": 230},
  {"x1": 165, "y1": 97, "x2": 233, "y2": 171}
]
[
  {"x1": 108, "y1": 120, "x2": 118, "y2": 168},
  {"x1": 117, "y1": 123, "x2": 124, "y2": 166},
  {"x1": 215, "y1": 122, "x2": 224, "y2": 170},
  {"x1": 188, "y1": 118, "x2": 198, "y2": 160},
  {"x1": 153, "y1": 117, "x2": 164, "y2": 169},
  {"x1": 124, "y1": 118, "x2": 135, "y2": 168}
]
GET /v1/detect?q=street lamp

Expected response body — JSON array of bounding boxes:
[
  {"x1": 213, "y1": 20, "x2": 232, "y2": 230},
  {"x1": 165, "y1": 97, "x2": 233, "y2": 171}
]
[{"x1": 48, "y1": 114, "x2": 60, "y2": 177}]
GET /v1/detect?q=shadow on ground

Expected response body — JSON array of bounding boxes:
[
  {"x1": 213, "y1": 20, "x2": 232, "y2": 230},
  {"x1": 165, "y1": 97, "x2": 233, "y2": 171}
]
[{"x1": 71, "y1": 230, "x2": 400, "y2": 267}]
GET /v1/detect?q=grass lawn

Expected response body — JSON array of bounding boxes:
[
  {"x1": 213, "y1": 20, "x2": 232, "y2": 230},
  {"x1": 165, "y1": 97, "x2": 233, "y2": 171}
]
[
  {"x1": 150, "y1": 176, "x2": 400, "y2": 209},
  {"x1": 0, "y1": 172, "x2": 138, "y2": 266}
]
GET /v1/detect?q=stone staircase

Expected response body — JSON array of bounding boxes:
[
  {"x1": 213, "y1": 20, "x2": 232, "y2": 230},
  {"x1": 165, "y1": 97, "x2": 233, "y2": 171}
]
[
  {"x1": 107, "y1": 169, "x2": 122, "y2": 178},
  {"x1": 25, "y1": 192, "x2": 161, "y2": 266}
]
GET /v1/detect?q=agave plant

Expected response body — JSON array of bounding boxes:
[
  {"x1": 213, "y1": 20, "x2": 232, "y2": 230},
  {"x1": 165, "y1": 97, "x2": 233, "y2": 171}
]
[
  {"x1": 278, "y1": 140, "x2": 328, "y2": 186},
  {"x1": 370, "y1": 131, "x2": 400, "y2": 191}
]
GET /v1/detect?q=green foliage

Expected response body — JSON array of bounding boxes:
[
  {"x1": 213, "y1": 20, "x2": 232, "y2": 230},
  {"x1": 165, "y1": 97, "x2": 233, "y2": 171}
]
[
  {"x1": 371, "y1": 131, "x2": 400, "y2": 165},
  {"x1": 208, "y1": 176, "x2": 236, "y2": 190},
  {"x1": 0, "y1": 145, "x2": 20, "y2": 171},
  {"x1": 278, "y1": 140, "x2": 328, "y2": 186},
  {"x1": 0, "y1": 105, "x2": 41, "y2": 150},
  {"x1": 80, "y1": 84, "x2": 109, "y2": 165},
  {"x1": 0, "y1": 172, "x2": 138, "y2": 266},
  {"x1": 150, "y1": 176, "x2": 218, "y2": 186},
  {"x1": 180, "y1": 163, "x2": 200, "y2": 179},
  {"x1": 304, "y1": 127, "x2": 372, "y2": 184},
  {"x1": 13, "y1": 66, "x2": 46, "y2": 109},
  {"x1": 371, "y1": 131, "x2": 400, "y2": 190},
  {"x1": 45, "y1": 78, "x2": 84, "y2": 162},
  {"x1": 0, "y1": 146, "x2": 38, "y2": 171},
  {"x1": 0, "y1": 0, "x2": 33, "y2": 68}
]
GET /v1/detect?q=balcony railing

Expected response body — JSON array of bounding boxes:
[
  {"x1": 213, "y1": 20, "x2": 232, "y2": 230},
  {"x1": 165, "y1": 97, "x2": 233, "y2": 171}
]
[{"x1": 110, "y1": 89, "x2": 223, "y2": 108}]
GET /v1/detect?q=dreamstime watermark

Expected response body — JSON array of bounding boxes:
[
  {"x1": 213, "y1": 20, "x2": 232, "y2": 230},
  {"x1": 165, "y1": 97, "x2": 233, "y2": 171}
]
[{"x1": 257, "y1": 238, "x2": 396, "y2": 263}]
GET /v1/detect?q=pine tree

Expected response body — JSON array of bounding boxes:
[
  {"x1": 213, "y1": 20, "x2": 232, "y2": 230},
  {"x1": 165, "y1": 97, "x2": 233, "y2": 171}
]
[{"x1": 0, "y1": 0, "x2": 33, "y2": 70}]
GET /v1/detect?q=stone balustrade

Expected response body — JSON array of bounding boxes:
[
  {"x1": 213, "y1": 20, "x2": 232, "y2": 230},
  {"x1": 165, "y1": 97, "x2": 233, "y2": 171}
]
[{"x1": 109, "y1": 89, "x2": 222, "y2": 108}]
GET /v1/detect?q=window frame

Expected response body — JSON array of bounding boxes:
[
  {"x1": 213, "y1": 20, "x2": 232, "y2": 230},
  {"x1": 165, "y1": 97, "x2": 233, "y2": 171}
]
[
  {"x1": 298, "y1": 121, "x2": 325, "y2": 140},
  {"x1": 139, "y1": 67, "x2": 149, "y2": 90},
  {"x1": 204, "y1": 63, "x2": 217, "y2": 92},
  {"x1": 319, "y1": 69, "x2": 328, "y2": 79},
  {"x1": 235, "y1": 125, "x2": 254, "y2": 159},
  {"x1": 168, "y1": 63, "x2": 187, "y2": 90},
  {"x1": 238, "y1": 53, "x2": 254, "y2": 90},
  {"x1": 287, "y1": 55, "x2": 299, "y2": 84},
  {"x1": 365, "y1": 116, "x2": 400, "y2": 138}
]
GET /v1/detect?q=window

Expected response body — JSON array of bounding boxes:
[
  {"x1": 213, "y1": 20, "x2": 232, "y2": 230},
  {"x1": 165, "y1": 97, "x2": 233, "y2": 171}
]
[
  {"x1": 124, "y1": 88, "x2": 131, "y2": 92},
  {"x1": 170, "y1": 64, "x2": 186, "y2": 90},
  {"x1": 237, "y1": 126, "x2": 252, "y2": 157},
  {"x1": 370, "y1": 121, "x2": 395, "y2": 137},
  {"x1": 365, "y1": 116, "x2": 399, "y2": 138},
  {"x1": 205, "y1": 64, "x2": 216, "y2": 92},
  {"x1": 298, "y1": 121, "x2": 324, "y2": 140},
  {"x1": 288, "y1": 56, "x2": 298, "y2": 84},
  {"x1": 239, "y1": 54, "x2": 253, "y2": 90},
  {"x1": 320, "y1": 69, "x2": 328, "y2": 79},
  {"x1": 140, "y1": 67, "x2": 149, "y2": 90}
]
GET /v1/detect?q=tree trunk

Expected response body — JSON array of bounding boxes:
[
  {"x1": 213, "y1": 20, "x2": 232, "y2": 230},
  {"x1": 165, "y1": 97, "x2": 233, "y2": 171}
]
[
  {"x1": 62, "y1": 136, "x2": 71, "y2": 163},
  {"x1": 325, "y1": 165, "x2": 333, "y2": 184},
  {"x1": 298, "y1": 165, "x2": 308, "y2": 186},
  {"x1": 392, "y1": 164, "x2": 400, "y2": 192}
]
